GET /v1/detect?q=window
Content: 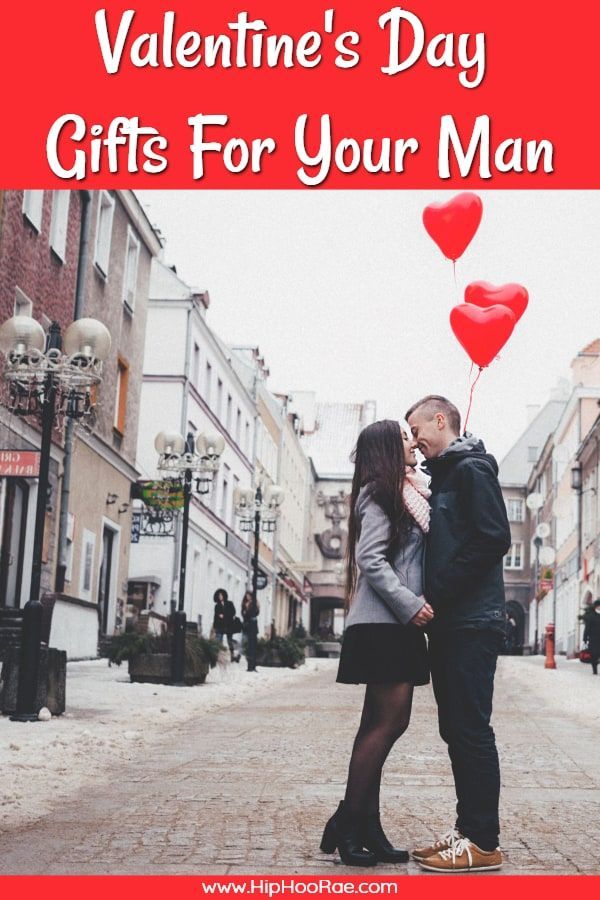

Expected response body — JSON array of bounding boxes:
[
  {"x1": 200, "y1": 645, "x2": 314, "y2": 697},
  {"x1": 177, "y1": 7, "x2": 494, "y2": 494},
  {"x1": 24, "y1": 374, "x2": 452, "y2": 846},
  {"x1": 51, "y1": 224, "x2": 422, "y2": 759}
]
[
  {"x1": 226, "y1": 395, "x2": 233, "y2": 432},
  {"x1": 94, "y1": 191, "x2": 115, "y2": 276},
  {"x1": 236, "y1": 409, "x2": 241, "y2": 444},
  {"x1": 504, "y1": 542, "x2": 523, "y2": 570},
  {"x1": 210, "y1": 472, "x2": 219, "y2": 513},
  {"x1": 192, "y1": 343, "x2": 200, "y2": 387},
  {"x1": 507, "y1": 498, "x2": 524, "y2": 522},
  {"x1": 220, "y1": 470, "x2": 229, "y2": 523},
  {"x1": 245, "y1": 420, "x2": 251, "y2": 455},
  {"x1": 49, "y1": 190, "x2": 70, "y2": 261},
  {"x1": 122, "y1": 227, "x2": 140, "y2": 311},
  {"x1": 205, "y1": 362, "x2": 212, "y2": 406},
  {"x1": 22, "y1": 191, "x2": 44, "y2": 231},
  {"x1": 216, "y1": 378, "x2": 223, "y2": 417},
  {"x1": 232, "y1": 474, "x2": 240, "y2": 521},
  {"x1": 14, "y1": 287, "x2": 33, "y2": 317},
  {"x1": 79, "y1": 529, "x2": 96, "y2": 600},
  {"x1": 527, "y1": 446, "x2": 539, "y2": 463},
  {"x1": 114, "y1": 358, "x2": 129, "y2": 434}
]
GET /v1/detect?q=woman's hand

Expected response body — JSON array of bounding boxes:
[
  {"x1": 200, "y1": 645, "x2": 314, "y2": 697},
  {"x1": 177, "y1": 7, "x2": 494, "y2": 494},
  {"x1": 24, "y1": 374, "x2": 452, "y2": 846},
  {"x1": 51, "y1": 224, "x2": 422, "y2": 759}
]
[{"x1": 410, "y1": 599, "x2": 434, "y2": 628}]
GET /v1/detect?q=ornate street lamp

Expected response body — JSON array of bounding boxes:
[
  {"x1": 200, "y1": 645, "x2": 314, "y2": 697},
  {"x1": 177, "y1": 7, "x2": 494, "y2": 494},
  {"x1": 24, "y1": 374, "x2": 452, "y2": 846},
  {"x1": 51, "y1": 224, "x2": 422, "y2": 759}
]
[
  {"x1": 154, "y1": 429, "x2": 225, "y2": 684},
  {"x1": 0, "y1": 316, "x2": 110, "y2": 721},
  {"x1": 234, "y1": 482, "x2": 285, "y2": 622}
]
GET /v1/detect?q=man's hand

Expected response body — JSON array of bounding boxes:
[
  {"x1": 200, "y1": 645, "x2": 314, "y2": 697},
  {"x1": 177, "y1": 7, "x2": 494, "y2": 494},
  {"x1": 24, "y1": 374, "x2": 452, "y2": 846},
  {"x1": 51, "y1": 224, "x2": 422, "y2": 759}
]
[{"x1": 410, "y1": 599, "x2": 434, "y2": 628}]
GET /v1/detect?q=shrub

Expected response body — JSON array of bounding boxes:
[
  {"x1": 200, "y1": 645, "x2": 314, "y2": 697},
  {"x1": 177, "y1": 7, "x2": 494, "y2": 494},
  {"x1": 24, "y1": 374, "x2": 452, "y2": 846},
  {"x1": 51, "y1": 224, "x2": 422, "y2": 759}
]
[
  {"x1": 292, "y1": 623, "x2": 307, "y2": 641},
  {"x1": 108, "y1": 631, "x2": 221, "y2": 669},
  {"x1": 256, "y1": 635, "x2": 305, "y2": 668}
]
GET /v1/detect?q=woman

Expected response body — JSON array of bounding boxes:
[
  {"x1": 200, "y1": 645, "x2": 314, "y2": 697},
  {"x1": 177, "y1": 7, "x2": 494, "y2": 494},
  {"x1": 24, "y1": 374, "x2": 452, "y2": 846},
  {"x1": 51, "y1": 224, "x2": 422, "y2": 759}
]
[
  {"x1": 241, "y1": 590, "x2": 260, "y2": 672},
  {"x1": 321, "y1": 419, "x2": 434, "y2": 867},
  {"x1": 212, "y1": 588, "x2": 239, "y2": 663}
]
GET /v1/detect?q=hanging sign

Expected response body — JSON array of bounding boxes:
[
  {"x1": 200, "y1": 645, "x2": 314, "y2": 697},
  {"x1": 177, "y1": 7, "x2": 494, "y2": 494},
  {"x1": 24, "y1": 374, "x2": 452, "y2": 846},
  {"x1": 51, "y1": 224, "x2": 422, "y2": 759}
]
[{"x1": 0, "y1": 450, "x2": 41, "y2": 477}]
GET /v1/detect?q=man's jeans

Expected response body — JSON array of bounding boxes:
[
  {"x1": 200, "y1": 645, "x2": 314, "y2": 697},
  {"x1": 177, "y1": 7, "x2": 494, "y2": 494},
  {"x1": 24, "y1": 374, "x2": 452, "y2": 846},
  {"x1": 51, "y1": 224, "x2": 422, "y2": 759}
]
[{"x1": 428, "y1": 628, "x2": 503, "y2": 851}]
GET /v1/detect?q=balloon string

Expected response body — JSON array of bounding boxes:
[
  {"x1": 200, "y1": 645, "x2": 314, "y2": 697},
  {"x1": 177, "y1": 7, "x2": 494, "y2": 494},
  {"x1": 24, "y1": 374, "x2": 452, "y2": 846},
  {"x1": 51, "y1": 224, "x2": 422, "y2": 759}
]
[
  {"x1": 452, "y1": 259, "x2": 461, "y2": 305},
  {"x1": 464, "y1": 366, "x2": 483, "y2": 434}
]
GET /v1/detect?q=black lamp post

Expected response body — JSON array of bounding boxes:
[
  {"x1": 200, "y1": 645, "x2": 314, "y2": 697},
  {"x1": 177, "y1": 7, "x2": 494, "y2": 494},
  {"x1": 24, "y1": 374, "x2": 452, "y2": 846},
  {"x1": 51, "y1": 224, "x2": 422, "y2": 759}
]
[
  {"x1": 234, "y1": 481, "x2": 284, "y2": 650},
  {"x1": 0, "y1": 314, "x2": 110, "y2": 721},
  {"x1": 154, "y1": 428, "x2": 224, "y2": 684}
]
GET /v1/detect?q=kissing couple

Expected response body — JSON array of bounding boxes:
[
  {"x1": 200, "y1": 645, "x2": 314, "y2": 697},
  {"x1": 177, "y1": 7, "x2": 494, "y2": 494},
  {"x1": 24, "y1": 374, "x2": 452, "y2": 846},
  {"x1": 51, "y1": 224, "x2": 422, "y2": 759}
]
[{"x1": 321, "y1": 395, "x2": 511, "y2": 873}]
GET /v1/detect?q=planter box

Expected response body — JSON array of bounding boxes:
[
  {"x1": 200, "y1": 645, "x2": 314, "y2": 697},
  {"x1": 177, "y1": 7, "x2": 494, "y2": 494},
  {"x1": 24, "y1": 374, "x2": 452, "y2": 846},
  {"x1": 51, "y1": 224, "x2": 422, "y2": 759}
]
[
  {"x1": 315, "y1": 641, "x2": 341, "y2": 659},
  {"x1": 0, "y1": 645, "x2": 67, "y2": 716},
  {"x1": 256, "y1": 650, "x2": 305, "y2": 669},
  {"x1": 128, "y1": 653, "x2": 209, "y2": 685}
]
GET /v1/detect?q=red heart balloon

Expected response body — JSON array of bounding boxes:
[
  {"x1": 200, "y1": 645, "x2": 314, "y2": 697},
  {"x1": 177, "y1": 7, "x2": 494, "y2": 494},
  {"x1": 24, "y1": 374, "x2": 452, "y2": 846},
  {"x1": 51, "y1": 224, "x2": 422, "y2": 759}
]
[
  {"x1": 450, "y1": 304, "x2": 517, "y2": 368},
  {"x1": 423, "y1": 192, "x2": 483, "y2": 262},
  {"x1": 465, "y1": 281, "x2": 529, "y2": 323}
]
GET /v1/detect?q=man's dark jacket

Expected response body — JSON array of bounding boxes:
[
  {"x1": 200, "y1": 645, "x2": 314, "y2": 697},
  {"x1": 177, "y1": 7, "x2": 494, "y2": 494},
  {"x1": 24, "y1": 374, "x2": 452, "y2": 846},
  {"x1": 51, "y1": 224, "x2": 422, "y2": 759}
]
[{"x1": 424, "y1": 435, "x2": 511, "y2": 633}]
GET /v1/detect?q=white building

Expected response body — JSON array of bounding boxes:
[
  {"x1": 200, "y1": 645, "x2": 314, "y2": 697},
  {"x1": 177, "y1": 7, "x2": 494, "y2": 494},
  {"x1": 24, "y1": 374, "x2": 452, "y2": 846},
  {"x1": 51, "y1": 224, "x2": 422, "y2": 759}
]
[
  {"x1": 228, "y1": 348, "x2": 313, "y2": 635},
  {"x1": 547, "y1": 341, "x2": 600, "y2": 656},
  {"x1": 128, "y1": 260, "x2": 257, "y2": 636},
  {"x1": 272, "y1": 395, "x2": 313, "y2": 635}
]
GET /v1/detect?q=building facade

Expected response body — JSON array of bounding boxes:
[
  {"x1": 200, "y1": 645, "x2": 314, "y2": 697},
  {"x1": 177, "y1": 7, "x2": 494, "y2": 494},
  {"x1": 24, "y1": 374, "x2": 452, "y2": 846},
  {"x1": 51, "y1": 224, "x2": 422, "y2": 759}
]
[
  {"x1": 56, "y1": 191, "x2": 161, "y2": 655},
  {"x1": 129, "y1": 261, "x2": 257, "y2": 638},
  {"x1": 498, "y1": 384, "x2": 569, "y2": 652},
  {"x1": 0, "y1": 190, "x2": 162, "y2": 658},
  {"x1": 294, "y1": 394, "x2": 376, "y2": 636},
  {"x1": 0, "y1": 190, "x2": 83, "y2": 616}
]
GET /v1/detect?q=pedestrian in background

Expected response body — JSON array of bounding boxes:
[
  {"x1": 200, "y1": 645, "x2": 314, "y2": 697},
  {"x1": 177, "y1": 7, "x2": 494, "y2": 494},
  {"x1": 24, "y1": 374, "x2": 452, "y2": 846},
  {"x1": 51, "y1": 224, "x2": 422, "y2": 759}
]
[
  {"x1": 241, "y1": 590, "x2": 259, "y2": 672},
  {"x1": 583, "y1": 599, "x2": 600, "y2": 675},
  {"x1": 212, "y1": 589, "x2": 239, "y2": 663}
]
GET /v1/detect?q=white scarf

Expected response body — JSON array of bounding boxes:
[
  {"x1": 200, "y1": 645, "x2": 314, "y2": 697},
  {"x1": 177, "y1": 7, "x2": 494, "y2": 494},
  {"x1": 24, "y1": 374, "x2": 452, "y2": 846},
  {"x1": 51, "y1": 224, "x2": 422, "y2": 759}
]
[{"x1": 403, "y1": 467, "x2": 431, "y2": 533}]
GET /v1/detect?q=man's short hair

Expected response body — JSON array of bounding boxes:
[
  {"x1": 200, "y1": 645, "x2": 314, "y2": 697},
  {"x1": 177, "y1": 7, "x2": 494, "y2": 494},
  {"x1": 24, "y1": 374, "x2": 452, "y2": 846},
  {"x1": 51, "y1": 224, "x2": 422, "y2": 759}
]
[{"x1": 405, "y1": 395, "x2": 461, "y2": 435}]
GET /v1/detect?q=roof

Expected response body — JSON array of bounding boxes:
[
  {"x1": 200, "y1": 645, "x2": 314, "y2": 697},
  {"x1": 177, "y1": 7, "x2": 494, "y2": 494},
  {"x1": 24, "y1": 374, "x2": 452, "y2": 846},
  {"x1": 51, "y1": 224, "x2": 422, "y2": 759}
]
[
  {"x1": 301, "y1": 402, "x2": 368, "y2": 479},
  {"x1": 499, "y1": 398, "x2": 567, "y2": 486},
  {"x1": 580, "y1": 339, "x2": 600, "y2": 355}
]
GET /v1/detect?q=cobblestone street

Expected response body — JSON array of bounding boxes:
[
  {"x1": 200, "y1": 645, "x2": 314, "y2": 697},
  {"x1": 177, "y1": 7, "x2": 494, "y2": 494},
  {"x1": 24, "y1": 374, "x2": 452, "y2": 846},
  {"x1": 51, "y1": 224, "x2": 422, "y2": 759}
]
[{"x1": 1, "y1": 657, "x2": 599, "y2": 875}]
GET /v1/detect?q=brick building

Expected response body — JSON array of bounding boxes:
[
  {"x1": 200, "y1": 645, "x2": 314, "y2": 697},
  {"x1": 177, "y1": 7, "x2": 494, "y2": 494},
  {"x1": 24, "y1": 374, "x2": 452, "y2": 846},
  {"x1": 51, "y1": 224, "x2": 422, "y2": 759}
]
[
  {"x1": 0, "y1": 190, "x2": 83, "y2": 611},
  {"x1": 0, "y1": 191, "x2": 161, "y2": 658}
]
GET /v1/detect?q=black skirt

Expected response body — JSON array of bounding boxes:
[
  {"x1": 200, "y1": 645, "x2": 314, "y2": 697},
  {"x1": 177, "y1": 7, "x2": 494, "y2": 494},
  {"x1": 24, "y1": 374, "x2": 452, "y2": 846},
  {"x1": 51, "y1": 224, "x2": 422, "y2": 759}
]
[{"x1": 337, "y1": 623, "x2": 429, "y2": 686}]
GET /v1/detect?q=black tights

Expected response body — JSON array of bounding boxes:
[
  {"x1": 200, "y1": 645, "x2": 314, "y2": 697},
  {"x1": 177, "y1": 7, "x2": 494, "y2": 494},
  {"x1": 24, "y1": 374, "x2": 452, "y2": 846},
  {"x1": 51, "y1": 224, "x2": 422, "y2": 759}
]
[{"x1": 344, "y1": 682, "x2": 414, "y2": 815}]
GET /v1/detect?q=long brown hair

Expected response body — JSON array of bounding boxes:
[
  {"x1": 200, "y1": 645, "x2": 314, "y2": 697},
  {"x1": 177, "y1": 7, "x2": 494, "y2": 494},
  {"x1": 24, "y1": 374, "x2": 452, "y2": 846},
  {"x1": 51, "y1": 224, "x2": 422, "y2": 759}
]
[{"x1": 345, "y1": 419, "x2": 410, "y2": 605}]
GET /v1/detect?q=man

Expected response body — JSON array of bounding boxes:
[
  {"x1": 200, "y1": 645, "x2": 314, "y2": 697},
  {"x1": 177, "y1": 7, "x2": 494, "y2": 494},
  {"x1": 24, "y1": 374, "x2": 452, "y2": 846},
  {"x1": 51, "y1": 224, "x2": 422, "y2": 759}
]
[{"x1": 405, "y1": 395, "x2": 511, "y2": 873}]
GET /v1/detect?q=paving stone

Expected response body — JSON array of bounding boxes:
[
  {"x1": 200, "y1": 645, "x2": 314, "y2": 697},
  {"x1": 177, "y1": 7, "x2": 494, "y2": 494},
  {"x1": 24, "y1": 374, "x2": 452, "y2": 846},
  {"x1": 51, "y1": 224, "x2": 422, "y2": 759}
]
[{"x1": 1, "y1": 660, "x2": 598, "y2": 874}]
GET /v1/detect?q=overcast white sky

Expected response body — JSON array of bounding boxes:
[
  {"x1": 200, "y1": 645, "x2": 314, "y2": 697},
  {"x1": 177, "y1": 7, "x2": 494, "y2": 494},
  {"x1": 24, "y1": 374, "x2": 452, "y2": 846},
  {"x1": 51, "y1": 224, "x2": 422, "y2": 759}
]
[{"x1": 137, "y1": 191, "x2": 600, "y2": 462}]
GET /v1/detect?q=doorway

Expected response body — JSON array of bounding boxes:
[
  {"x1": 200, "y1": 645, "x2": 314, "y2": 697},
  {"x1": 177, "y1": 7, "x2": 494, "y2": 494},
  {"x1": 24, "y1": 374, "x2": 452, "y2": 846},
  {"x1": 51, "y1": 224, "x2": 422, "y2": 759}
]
[
  {"x1": 98, "y1": 524, "x2": 117, "y2": 634},
  {"x1": 0, "y1": 478, "x2": 29, "y2": 608}
]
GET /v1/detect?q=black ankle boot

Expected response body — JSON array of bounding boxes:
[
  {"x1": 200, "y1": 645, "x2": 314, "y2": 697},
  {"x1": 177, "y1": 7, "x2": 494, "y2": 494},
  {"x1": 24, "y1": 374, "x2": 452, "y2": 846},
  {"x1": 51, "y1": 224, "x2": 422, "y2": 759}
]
[
  {"x1": 320, "y1": 802, "x2": 377, "y2": 867},
  {"x1": 361, "y1": 811, "x2": 409, "y2": 863}
]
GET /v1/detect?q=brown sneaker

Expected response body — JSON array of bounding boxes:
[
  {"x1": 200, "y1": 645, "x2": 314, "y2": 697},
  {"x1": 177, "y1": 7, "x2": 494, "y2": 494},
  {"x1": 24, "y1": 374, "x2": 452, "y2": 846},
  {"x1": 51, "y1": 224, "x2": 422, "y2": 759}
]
[
  {"x1": 411, "y1": 827, "x2": 462, "y2": 861},
  {"x1": 418, "y1": 837, "x2": 502, "y2": 872}
]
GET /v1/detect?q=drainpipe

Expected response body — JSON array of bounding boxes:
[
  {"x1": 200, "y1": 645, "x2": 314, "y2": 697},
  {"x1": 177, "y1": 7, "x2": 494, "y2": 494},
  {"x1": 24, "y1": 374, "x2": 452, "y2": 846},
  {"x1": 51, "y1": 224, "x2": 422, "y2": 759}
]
[
  {"x1": 170, "y1": 301, "x2": 193, "y2": 613},
  {"x1": 55, "y1": 190, "x2": 92, "y2": 592}
]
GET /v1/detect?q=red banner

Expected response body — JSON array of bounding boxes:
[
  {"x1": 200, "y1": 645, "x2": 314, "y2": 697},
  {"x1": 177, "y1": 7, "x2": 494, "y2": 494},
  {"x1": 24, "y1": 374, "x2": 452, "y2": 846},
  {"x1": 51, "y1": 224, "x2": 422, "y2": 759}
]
[
  {"x1": 2, "y1": 876, "x2": 600, "y2": 898},
  {"x1": 0, "y1": 450, "x2": 41, "y2": 477},
  {"x1": 1, "y1": 1, "x2": 598, "y2": 187}
]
